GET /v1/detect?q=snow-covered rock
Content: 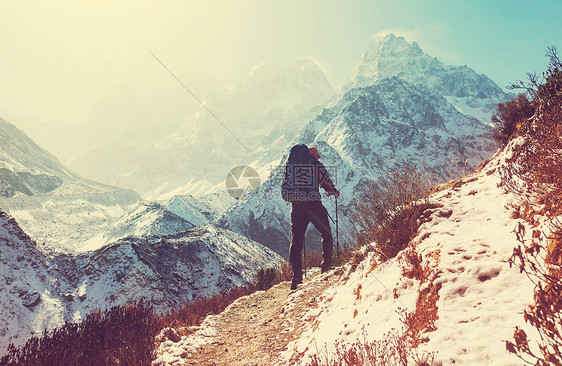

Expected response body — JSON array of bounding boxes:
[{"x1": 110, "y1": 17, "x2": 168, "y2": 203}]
[
  {"x1": 61, "y1": 225, "x2": 284, "y2": 314},
  {"x1": 0, "y1": 210, "x2": 63, "y2": 355},
  {"x1": 165, "y1": 191, "x2": 234, "y2": 226},
  {"x1": 102, "y1": 202, "x2": 195, "y2": 243}
]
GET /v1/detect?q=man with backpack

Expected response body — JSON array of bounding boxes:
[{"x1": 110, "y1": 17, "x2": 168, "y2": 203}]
[{"x1": 281, "y1": 144, "x2": 340, "y2": 290}]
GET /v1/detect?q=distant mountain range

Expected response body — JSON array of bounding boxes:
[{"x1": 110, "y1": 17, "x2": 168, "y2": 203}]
[
  {"x1": 0, "y1": 116, "x2": 141, "y2": 252},
  {"x1": 11, "y1": 58, "x2": 336, "y2": 199}
]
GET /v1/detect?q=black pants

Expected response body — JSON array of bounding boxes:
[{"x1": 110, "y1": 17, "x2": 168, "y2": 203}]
[{"x1": 289, "y1": 200, "x2": 333, "y2": 281}]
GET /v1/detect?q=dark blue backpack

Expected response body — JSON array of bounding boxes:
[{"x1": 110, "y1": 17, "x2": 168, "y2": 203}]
[{"x1": 281, "y1": 144, "x2": 320, "y2": 202}]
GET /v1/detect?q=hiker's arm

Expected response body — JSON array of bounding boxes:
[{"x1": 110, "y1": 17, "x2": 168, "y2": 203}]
[{"x1": 318, "y1": 163, "x2": 340, "y2": 197}]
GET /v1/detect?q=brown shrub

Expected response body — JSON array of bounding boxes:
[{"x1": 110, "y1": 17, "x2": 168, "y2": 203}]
[
  {"x1": 304, "y1": 329, "x2": 413, "y2": 366},
  {"x1": 502, "y1": 48, "x2": 562, "y2": 364},
  {"x1": 1, "y1": 301, "x2": 159, "y2": 366},
  {"x1": 492, "y1": 94, "x2": 535, "y2": 145},
  {"x1": 333, "y1": 243, "x2": 372, "y2": 267},
  {"x1": 507, "y1": 225, "x2": 562, "y2": 365},
  {"x1": 501, "y1": 47, "x2": 562, "y2": 220},
  {"x1": 500, "y1": 48, "x2": 562, "y2": 365},
  {"x1": 161, "y1": 285, "x2": 256, "y2": 329},
  {"x1": 304, "y1": 250, "x2": 324, "y2": 269},
  {"x1": 546, "y1": 232, "x2": 562, "y2": 269},
  {"x1": 399, "y1": 243, "x2": 441, "y2": 349},
  {"x1": 399, "y1": 281, "x2": 441, "y2": 348},
  {"x1": 354, "y1": 165, "x2": 437, "y2": 261},
  {"x1": 275, "y1": 260, "x2": 293, "y2": 283},
  {"x1": 255, "y1": 261, "x2": 293, "y2": 290},
  {"x1": 255, "y1": 267, "x2": 278, "y2": 291},
  {"x1": 399, "y1": 241, "x2": 441, "y2": 284}
]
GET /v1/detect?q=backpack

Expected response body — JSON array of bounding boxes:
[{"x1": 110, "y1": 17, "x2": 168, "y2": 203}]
[{"x1": 281, "y1": 144, "x2": 320, "y2": 202}]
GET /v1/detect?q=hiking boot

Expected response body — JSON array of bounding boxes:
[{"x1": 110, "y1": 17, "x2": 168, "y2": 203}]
[
  {"x1": 321, "y1": 264, "x2": 332, "y2": 274},
  {"x1": 290, "y1": 278, "x2": 302, "y2": 290}
]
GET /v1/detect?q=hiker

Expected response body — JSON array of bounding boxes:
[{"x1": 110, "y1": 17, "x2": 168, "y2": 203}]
[{"x1": 281, "y1": 144, "x2": 340, "y2": 290}]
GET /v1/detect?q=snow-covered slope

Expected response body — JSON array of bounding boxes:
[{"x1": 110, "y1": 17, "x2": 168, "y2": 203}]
[
  {"x1": 279, "y1": 147, "x2": 538, "y2": 365},
  {"x1": 165, "y1": 191, "x2": 234, "y2": 226},
  {"x1": 0, "y1": 116, "x2": 141, "y2": 252},
  {"x1": 0, "y1": 210, "x2": 63, "y2": 354},
  {"x1": 102, "y1": 202, "x2": 195, "y2": 244}
]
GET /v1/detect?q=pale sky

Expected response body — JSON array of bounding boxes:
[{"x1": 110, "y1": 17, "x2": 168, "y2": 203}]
[{"x1": 0, "y1": 0, "x2": 560, "y2": 124}]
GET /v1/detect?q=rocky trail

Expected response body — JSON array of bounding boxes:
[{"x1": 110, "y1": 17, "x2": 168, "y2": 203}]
[{"x1": 155, "y1": 268, "x2": 341, "y2": 366}]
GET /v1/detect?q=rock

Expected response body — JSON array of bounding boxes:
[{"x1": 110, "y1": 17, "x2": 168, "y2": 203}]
[
  {"x1": 10, "y1": 285, "x2": 28, "y2": 297},
  {"x1": 168, "y1": 285, "x2": 179, "y2": 295},
  {"x1": 115, "y1": 270, "x2": 126, "y2": 282},
  {"x1": 63, "y1": 293, "x2": 75, "y2": 302},
  {"x1": 22, "y1": 291, "x2": 40, "y2": 307},
  {"x1": 163, "y1": 328, "x2": 181, "y2": 343}
]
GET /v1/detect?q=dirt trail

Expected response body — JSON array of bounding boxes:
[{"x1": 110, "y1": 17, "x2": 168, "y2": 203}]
[{"x1": 162, "y1": 269, "x2": 338, "y2": 366}]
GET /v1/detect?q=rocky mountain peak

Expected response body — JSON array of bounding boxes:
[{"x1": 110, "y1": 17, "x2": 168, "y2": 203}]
[{"x1": 343, "y1": 33, "x2": 508, "y2": 113}]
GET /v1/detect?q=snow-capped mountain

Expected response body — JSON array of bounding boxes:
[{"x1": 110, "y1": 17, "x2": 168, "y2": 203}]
[
  {"x1": 166, "y1": 192, "x2": 234, "y2": 226},
  {"x1": 344, "y1": 33, "x2": 509, "y2": 122},
  {"x1": 0, "y1": 210, "x2": 64, "y2": 354},
  {"x1": 218, "y1": 35, "x2": 502, "y2": 257},
  {"x1": 102, "y1": 202, "x2": 195, "y2": 243},
  {"x1": 0, "y1": 116, "x2": 141, "y2": 252},
  {"x1": 0, "y1": 209, "x2": 283, "y2": 355},
  {"x1": 60, "y1": 225, "x2": 283, "y2": 313},
  {"x1": 123, "y1": 57, "x2": 334, "y2": 199}
]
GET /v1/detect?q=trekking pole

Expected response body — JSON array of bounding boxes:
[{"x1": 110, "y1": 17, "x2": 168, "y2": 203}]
[
  {"x1": 303, "y1": 240, "x2": 307, "y2": 280},
  {"x1": 335, "y1": 195, "x2": 339, "y2": 264}
]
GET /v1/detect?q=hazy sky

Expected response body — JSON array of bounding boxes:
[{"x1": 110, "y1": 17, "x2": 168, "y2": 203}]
[{"x1": 0, "y1": 0, "x2": 560, "y2": 124}]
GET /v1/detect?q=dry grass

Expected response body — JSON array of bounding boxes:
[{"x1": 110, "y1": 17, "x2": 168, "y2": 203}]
[
  {"x1": 304, "y1": 250, "x2": 325, "y2": 269},
  {"x1": 399, "y1": 242, "x2": 441, "y2": 349},
  {"x1": 354, "y1": 165, "x2": 438, "y2": 261},
  {"x1": 1, "y1": 302, "x2": 159, "y2": 366},
  {"x1": 503, "y1": 48, "x2": 562, "y2": 365},
  {"x1": 161, "y1": 285, "x2": 257, "y2": 329}
]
